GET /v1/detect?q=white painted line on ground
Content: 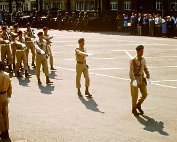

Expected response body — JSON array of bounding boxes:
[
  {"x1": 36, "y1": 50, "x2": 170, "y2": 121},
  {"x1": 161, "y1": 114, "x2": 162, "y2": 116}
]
[
  {"x1": 152, "y1": 80, "x2": 177, "y2": 83},
  {"x1": 124, "y1": 50, "x2": 133, "y2": 59},
  {"x1": 56, "y1": 66, "x2": 177, "y2": 89}
]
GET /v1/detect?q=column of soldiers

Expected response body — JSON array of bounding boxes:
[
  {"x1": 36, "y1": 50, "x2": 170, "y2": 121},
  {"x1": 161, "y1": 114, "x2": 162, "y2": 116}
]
[{"x1": 0, "y1": 23, "x2": 55, "y2": 84}]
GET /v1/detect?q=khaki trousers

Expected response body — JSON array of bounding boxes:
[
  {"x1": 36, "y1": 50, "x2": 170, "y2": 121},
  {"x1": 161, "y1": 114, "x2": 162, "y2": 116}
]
[
  {"x1": 0, "y1": 94, "x2": 9, "y2": 132},
  {"x1": 76, "y1": 63, "x2": 90, "y2": 89},
  {"x1": 16, "y1": 50, "x2": 28, "y2": 71},
  {"x1": 36, "y1": 54, "x2": 49, "y2": 78},
  {"x1": 47, "y1": 45, "x2": 53, "y2": 67},
  {"x1": 130, "y1": 76, "x2": 148, "y2": 107},
  {"x1": 1, "y1": 45, "x2": 12, "y2": 65},
  {"x1": 26, "y1": 42, "x2": 36, "y2": 62}
]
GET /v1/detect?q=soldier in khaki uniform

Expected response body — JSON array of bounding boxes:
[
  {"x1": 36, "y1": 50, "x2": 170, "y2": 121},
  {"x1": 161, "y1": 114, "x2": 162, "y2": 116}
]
[
  {"x1": 75, "y1": 38, "x2": 92, "y2": 98},
  {"x1": 14, "y1": 31, "x2": 31, "y2": 78},
  {"x1": 35, "y1": 32, "x2": 53, "y2": 85},
  {"x1": 0, "y1": 61, "x2": 12, "y2": 140},
  {"x1": 129, "y1": 45, "x2": 150, "y2": 116},
  {"x1": 24, "y1": 23, "x2": 36, "y2": 68},
  {"x1": 0, "y1": 26, "x2": 13, "y2": 72},
  {"x1": 43, "y1": 27, "x2": 56, "y2": 70}
]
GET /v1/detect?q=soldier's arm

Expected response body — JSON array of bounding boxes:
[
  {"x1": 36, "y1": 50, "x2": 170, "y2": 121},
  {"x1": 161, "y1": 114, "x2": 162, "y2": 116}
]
[
  {"x1": 144, "y1": 59, "x2": 150, "y2": 78},
  {"x1": 129, "y1": 59, "x2": 135, "y2": 80},
  {"x1": 75, "y1": 49, "x2": 88, "y2": 57},
  {"x1": 6, "y1": 75, "x2": 12, "y2": 98}
]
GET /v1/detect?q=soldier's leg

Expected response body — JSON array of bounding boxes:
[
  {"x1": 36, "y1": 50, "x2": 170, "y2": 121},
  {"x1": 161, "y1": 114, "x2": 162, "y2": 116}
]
[
  {"x1": 76, "y1": 64, "x2": 84, "y2": 89},
  {"x1": 48, "y1": 45, "x2": 54, "y2": 69},
  {"x1": 83, "y1": 65, "x2": 91, "y2": 97},
  {"x1": 139, "y1": 83, "x2": 148, "y2": 104},
  {"x1": 15, "y1": 51, "x2": 22, "y2": 77},
  {"x1": 30, "y1": 44, "x2": 36, "y2": 67},
  {"x1": 130, "y1": 83, "x2": 139, "y2": 116},
  {"x1": 1, "y1": 46, "x2": 6, "y2": 64},
  {"x1": 42, "y1": 57, "x2": 53, "y2": 84},
  {"x1": 22, "y1": 51, "x2": 31, "y2": 78},
  {"x1": 2, "y1": 101, "x2": 9, "y2": 131},
  {"x1": 36, "y1": 55, "x2": 42, "y2": 78},
  {"x1": 6, "y1": 45, "x2": 13, "y2": 72},
  {"x1": 136, "y1": 83, "x2": 148, "y2": 114}
]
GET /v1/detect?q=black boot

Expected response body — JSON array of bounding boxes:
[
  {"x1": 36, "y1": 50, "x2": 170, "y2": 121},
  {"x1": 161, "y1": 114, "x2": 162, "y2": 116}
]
[
  {"x1": 17, "y1": 71, "x2": 22, "y2": 77},
  {"x1": 85, "y1": 87, "x2": 92, "y2": 98},
  {"x1": 38, "y1": 77, "x2": 42, "y2": 84},
  {"x1": 46, "y1": 76, "x2": 53, "y2": 84},
  {"x1": 0, "y1": 130, "x2": 10, "y2": 140},
  {"x1": 136, "y1": 102, "x2": 144, "y2": 115},
  {"x1": 77, "y1": 88, "x2": 82, "y2": 97},
  {"x1": 31, "y1": 60, "x2": 36, "y2": 68},
  {"x1": 51, "y1": 66, "x2": 56, "y2": 70},
  {"x1": 25, "y1": 70, "x2": 31, "y2": 78},
  {"x1": 132, "y1": 107, "x2": 139, "y2": 116}
]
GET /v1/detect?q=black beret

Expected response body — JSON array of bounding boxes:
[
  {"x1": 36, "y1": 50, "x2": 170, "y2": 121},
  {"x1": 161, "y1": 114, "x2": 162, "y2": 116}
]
[
  {"x1": 43, "y1": 27, "x2": 48, "y2": 31},
  {"x1": 136, "y1": 45, "x2": 144, "y2": 51},
  {"x1": 37, "y1": 32, "x2": 43, "y2": 36},
  {"x1": 78, "y1": 38, "x2": 84, "y2": 43}
]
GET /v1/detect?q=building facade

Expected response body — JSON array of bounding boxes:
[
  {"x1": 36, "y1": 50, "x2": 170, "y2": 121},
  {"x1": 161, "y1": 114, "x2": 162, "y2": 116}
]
[{"x1": 0, "y1": 0, "x2": 177, "y2": 16}]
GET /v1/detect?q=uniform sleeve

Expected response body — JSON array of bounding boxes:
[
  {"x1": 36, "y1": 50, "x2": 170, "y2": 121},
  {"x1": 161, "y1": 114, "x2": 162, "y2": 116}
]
[
  {"x1": 144, "y1": 59, "x2": 150, "y2": 78},
  {"x1": 75, "y1": 49, "x2": 88, "y2": 57},
  {"x1": 5, "y1": 75, "x2": 12, "y2": 98},
  {"x1": 129, "y1": 59, "x2": 135, "y2": 80}
]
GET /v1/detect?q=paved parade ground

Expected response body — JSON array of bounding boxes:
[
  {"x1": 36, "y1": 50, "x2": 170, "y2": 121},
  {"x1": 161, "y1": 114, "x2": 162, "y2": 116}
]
[{"x1": 1, "y1": 30, "x2": 177, "y2": 142}]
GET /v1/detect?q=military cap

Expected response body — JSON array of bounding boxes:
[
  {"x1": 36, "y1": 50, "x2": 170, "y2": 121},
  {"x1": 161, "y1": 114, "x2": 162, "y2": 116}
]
[
  {"x1": 37, "y1": 31, "x2": 43, "y2": 36},
  {"x1": 2, "y1": 26, "x2": 7, "y2": 30},
  {"x1": 78, "y1": 38, "x2": 84, "y2": 43},
  {"x1": 136, "y1": 45, "x2": 144, "y2": 51}
]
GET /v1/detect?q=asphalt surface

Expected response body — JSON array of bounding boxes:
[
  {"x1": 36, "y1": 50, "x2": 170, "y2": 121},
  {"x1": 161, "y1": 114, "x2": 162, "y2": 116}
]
[{"x1": 1, "y1": 29, "x2": 177, "y2": 142}]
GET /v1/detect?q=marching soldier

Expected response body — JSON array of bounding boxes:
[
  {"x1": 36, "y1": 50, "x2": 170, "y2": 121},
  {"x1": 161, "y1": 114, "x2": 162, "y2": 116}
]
[
  {"x1": 35, "y1": 32, "x2": 53, "y2": 85},
  {"x1": 0, "y1": 26, "x2": 13, "y2": 72},
  {"x1": 24, "y1": 23, "x2": 36, "y2": 68},
  {"x1": 83, "y1": 12, "x2": 89, "y2": 32},
  {"x1": 43, "y1": 27, "x2": 56, "y2": 70},
  {"x1": 0, "y1": 61, "x2": 12, "y2": 140},
  {"x1": 129, "y1": 45, "x2": 151, "y2": 116},
  {"x1": 15, "y1": 31, "x2": 31, "y2": 78},
  {"x1": 75, "y1": 38, "x2": 92, "y2": 98}
]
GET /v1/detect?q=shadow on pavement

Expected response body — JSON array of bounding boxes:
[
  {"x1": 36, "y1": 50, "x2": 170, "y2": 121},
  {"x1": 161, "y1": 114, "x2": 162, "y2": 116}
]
[
  {"x1": 79, "y1": 97, "x2": 104, "y2": 114},
  {"x1": 136, "y1": 115, "x2": 169, "y2": 136},
  {"x1": 17, "y1": 77, "x2": 30, "y2": 87},
  {"x1": 38, "y1": 84, "x2": 55, "y2": 95},
  {"x1": 50, "y1": 71, "x2": 61, "y2": 80}
]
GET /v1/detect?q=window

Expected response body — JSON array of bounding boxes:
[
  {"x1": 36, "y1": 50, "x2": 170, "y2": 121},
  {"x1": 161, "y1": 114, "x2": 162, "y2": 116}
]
[
  {"x1": 156, "y1": 0, "x2": 162, "y2": 11},
  {"x1": 56, "y1": 2, "x2": 61, "y2": 10},
  {"x1": 76, "y1": 2, "x2": 85, "y2": 11},
  {"x1": 110, "y1": 2, "x2": 117, "y2": 11},
  {"x1": 124, "y1": 1, "x2": 131, "y2": 10},
  {"x1": 170, "y1": 0, "x2": 177, "y2": 11}
]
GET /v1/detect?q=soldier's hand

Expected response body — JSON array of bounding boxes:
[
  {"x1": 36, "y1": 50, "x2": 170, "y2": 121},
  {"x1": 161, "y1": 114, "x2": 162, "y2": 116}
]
[
  {"x1": 147, "y1": 78, "x2": 152, "y2": 85},
  {"x1": 132, "y1": 80, "x2": 137, "y2": 87}
]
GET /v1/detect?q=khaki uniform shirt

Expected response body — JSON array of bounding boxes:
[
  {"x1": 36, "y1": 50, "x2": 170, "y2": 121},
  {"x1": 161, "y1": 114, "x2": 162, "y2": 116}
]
[
  {"x1": 36, "y1": 39, "x2": 48, "y2": 55},
  {"x1": 0, "y1": 71, "x2": 12, "y2": 98},
  {"x1": 75, "y1": 47, "x2": 87, "y2": 62},
  {"x1": 129, "y1": 56, "x2": 150, "y2": 81}
]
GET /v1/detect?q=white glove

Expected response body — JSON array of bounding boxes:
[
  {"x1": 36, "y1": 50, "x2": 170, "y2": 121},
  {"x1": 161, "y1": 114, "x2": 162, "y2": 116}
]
[
  {"x1": 8, "y1": 98, "x2": 10, "y2": 104},
  {"x1": 87, "y1": 53, "x2": 93, "y2": 56},
  {"x1": 147, "y1": 78, "x2": 152, "y2": 84},
  {"x1": 132, "y1": 80, "x2": 137, "y2": 87}
]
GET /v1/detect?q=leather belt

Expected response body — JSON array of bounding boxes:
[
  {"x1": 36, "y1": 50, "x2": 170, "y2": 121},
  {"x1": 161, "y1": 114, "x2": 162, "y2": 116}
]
[
  {"x1": 134, "y1": 74, "x2": 143, "y2": 76},
  {"x1": 77, "y1": 61, "x2": 86, "y2": 64},
  {"x1": 0, "y1": 91, "x2": 7, "y2": 95}
]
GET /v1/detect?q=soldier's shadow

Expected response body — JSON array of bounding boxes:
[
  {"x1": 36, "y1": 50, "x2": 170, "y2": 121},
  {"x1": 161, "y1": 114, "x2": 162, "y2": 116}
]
[
  {"x1": 136, "y1": 115, "x2": 169, "y2": 136},
  {"x1": 49, "y1": 71, "x2": 61, "y2": 80},
  {"x1": 79, "y1": 97, "x2": 104, "y2": 114},
  {"x1": 38, "y1": 84, "x2": 55, "y2": 95},
  {"x1": 17, "y1": 77, "x2": 30, "y2": 87}
]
